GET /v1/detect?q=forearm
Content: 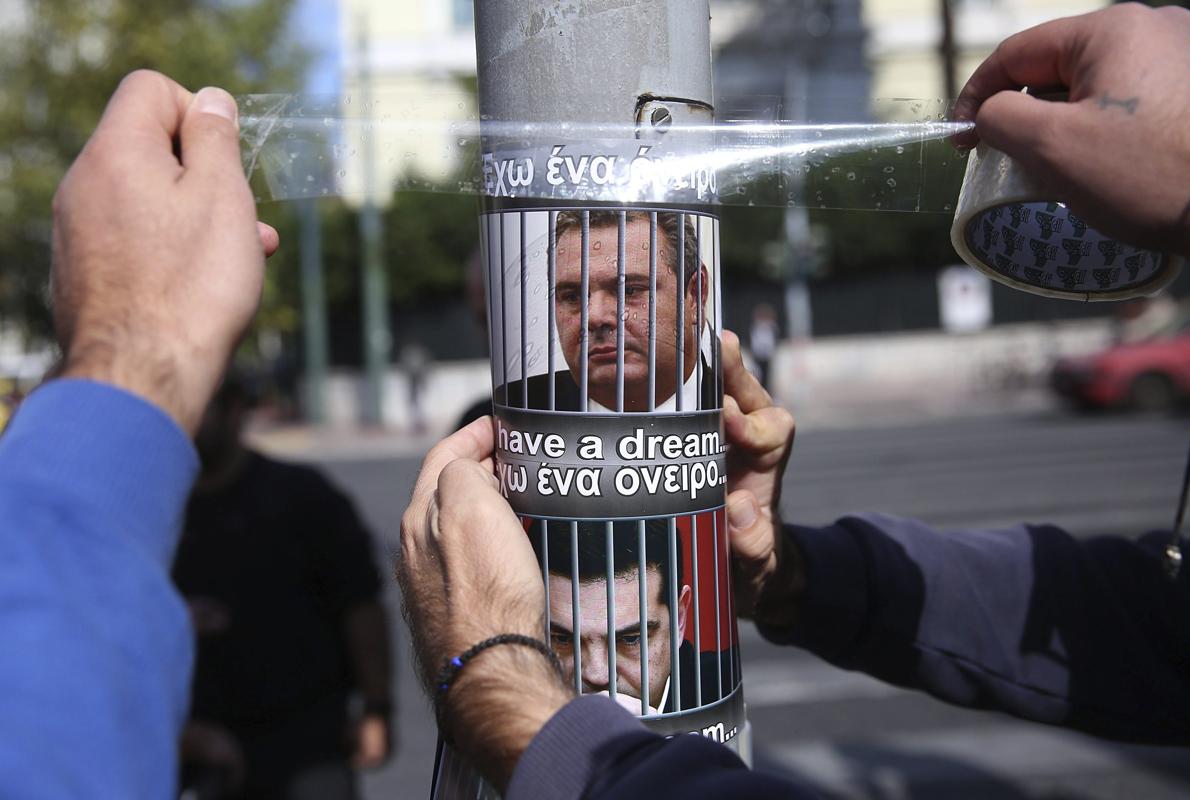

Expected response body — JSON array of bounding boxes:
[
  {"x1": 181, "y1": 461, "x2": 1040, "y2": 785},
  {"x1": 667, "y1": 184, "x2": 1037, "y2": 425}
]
[
  {"x1": 0, "y1": 380, "x2": 198, "y2": 795},
  {"x1": 508, "y1": 695, "x2": 815, "y2": 800},
  {"x1": 344, "y1": 601, "x2": 393, "y2": 709},
  {"x1": 443, "y1": 645, "x2": 573, "y2": 791},
  {"x1": 771, "y1": 515, "x2": 1190, "y2": 743}
]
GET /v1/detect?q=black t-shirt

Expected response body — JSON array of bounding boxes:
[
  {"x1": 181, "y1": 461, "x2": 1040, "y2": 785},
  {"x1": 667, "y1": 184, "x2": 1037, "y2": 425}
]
[{"x1": 172, "y1": 451, "x2": 381, "y2": 734}]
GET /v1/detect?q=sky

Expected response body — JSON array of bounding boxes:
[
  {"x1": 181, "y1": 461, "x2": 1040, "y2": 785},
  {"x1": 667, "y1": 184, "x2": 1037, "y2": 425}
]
[{"x1": 291, "y1": 0, "x2": 339, "y2": 94}]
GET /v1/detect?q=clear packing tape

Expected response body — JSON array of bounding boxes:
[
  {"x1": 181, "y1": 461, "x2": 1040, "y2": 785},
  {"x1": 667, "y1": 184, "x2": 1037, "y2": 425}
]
[
  {"x1": 237, "y1": 94, "x2": 970, "y2": 212},
  {"x1": 237, "y1": 92, "x2": 1181, "y2": 300}
]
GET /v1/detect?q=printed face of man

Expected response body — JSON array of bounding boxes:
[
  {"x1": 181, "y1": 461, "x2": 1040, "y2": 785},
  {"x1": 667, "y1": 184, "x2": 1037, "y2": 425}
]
[
  {"x1": 547, "y1": 563, "x2": 690, "y2": 710},
  {"x1": 554, "y1": 217, "x2": 705, "y2": 411}
]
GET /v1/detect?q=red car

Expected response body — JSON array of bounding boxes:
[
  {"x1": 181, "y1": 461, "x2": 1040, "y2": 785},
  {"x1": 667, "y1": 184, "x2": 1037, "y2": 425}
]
[{"x1": 1050, "y1": 308, "x2": 1190, "y2": 412}]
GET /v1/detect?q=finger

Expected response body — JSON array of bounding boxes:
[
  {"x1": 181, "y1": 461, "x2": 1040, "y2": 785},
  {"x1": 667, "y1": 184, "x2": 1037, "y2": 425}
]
[
  {"x1": 726, "y1": 490, "x2": 771, "y2": 562},
  {"x1": 725, "y1": 396, "x2": 795, "y2": 455},
  {"x1": 722, "y1": 329, "x2": 773, "y2": 414},
  {"x1": 92, "y1": 70, "x2": 192, "y2": 167},
  {"x1": 437, "y1": 458, "x2": 504, "y2": 516},
  {"x1": 179, "y1": 86, "x2": 244, "y2": 186},
  {"x1": 951, "y1": 13, "x2": 1086, "y2": 147},
  {"x1": 975, "y1": 90, "x2": 1082, "y2": 181},
  {"x1": 258, "y1": 222, "x2": 280, "y2": 257},
  {"x1": 409, "y1": 416, "x2": 497, "y2": 511},
  {"x1": 435, "y1": 459, "x2": 533, "y2": 578}
]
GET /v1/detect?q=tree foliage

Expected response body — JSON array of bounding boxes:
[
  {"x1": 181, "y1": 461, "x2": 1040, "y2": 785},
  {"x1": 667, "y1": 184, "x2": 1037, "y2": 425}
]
[
  {"x1": 718, "y1": 138, "x2": 967, "y2": 285},
  {"x1": 0, "y1": 0, "x2": 307, "y2": 339}
]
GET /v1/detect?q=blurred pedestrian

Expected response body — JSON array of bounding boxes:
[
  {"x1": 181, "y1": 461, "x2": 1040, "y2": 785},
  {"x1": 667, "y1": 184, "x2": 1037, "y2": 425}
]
[
  {"x1": 399, "y1": 342, "x2": 432, "y2": 433},
  {"x1": 174, "y1": 372, "x2": 393, "y2": 800},
  {"x1": 748, "y1": 303, "x2": 779, "y2": 389}
]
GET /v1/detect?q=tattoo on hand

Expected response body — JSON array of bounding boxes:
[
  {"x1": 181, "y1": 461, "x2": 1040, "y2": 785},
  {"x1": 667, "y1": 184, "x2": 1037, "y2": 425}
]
[{"x1": 1098, "y1": 95, "x2": 1139, "y2": 115}]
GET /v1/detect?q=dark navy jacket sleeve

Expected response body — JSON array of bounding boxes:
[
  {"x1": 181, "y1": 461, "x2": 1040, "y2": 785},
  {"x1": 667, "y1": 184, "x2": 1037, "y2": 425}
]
[
  {"x1": 508, "y1": 696, "x2": 817, "y2": 800},
  {"x1": 765, "y1": 513, "x2": 1190, "y2": 744},
  {"x1": 0, "y1": 380, "x2": 198, "y2": 798}
]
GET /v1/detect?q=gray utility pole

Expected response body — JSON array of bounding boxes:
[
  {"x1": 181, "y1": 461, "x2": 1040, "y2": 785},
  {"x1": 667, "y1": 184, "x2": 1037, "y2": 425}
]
[
  {"x1": 444, "y1": 4, "x2": 750, "y2": 798},
  {"x1": 297, "y1": 198, "x2": 329, "y2": 424},
  {"x1": 357, "y1": 18, "x2": 390, "y2": 426},
  {"x1": 939, "y1": 0, "x2": 957, "y2": 100},
  {"x1": 475, "y1": 1, "x2": 713, "y2": 131}
]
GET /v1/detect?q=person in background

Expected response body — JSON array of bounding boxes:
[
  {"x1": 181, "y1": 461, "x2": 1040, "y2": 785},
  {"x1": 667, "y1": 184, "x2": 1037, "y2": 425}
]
[
  {"x1": 399, "y1": 342, "x2": 432, "y2": 433},
  {"x1": 174, "y1": 371, "x2": 393, "y2": 800},
  {"x1": 748, "y1": 303, "x2": 779, "y2": 389}
]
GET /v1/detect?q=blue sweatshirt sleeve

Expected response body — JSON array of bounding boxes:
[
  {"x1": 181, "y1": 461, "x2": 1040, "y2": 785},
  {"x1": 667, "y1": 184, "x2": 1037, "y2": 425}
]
[
  {"x1": 764, "y1": 513, "x2": 1190, "y2": 744},
  {"x1": 0, "y1": 380, "x2": 198, "y2": 798}
]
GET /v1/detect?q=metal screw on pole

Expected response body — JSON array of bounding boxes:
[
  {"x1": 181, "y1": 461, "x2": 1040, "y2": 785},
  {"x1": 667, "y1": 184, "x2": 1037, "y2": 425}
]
[{"x1": 650, "y1": 106, "x2": 673, "y2": 131}]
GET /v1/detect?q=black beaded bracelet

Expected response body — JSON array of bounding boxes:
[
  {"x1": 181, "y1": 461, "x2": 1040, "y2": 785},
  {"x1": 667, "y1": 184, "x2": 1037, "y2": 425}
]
[{"x1": 434, "y1": 633, "x2": 562, "y2": 705}]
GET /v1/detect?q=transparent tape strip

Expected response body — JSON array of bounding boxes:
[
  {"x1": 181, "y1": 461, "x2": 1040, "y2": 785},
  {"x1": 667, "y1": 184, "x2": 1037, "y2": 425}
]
[{"x1": 237, "y1": 93, "x2": 972, "y2": 213}]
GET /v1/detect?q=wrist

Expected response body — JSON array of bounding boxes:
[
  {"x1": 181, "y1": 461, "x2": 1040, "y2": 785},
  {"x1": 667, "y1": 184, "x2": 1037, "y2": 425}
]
[
  {"x1": 751, "y1": 531, "x2": 804, "y2": 631},
  {"x1": 442, "y1": 642, "x2": 573, "y2": 791},
  {"x1": 61, "y1": 327, "x2": 219, "y2": 435}
]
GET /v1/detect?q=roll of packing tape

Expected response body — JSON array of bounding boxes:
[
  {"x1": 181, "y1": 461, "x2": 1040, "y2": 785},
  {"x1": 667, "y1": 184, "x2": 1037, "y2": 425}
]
[{"x1": 950, "y1": 144, "x2": 1183, "y2": 301}]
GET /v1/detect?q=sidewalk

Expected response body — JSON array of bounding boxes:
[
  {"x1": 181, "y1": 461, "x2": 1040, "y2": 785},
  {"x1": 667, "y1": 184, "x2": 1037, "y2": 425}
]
[
  {"x1": 248, "y1": 319, "x2": 1103, "y2": 461},
  {"x1": 246, "y1": 383, "x2": 1060, "y2": 463},
  {"x1": 244, "y1": 420, "x2": 440, "y2": 461}
]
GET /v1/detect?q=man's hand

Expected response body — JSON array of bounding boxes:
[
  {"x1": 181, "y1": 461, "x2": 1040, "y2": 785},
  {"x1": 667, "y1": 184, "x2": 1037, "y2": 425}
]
[
  {"x1": 351, "y1": 714, "x2": 391, "y2": 770},
  {"x1": 52, "y1": 71, "x2": 280, "y2": 434},
  {"x1": 397, "y1": 416, "x2": 573, "y2": 790},
  {"x1": 722, "y1": 331, "x2": 802, "y2": 630},
  {"x1": 952, "y1": 4, "x2": 1190, "y2": 256}
]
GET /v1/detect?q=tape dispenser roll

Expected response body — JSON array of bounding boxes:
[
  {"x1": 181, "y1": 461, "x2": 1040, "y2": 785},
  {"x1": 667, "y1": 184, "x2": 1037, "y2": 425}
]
[{"x1": 950, "y1": 144, "x2": 1182, "y2": 301}]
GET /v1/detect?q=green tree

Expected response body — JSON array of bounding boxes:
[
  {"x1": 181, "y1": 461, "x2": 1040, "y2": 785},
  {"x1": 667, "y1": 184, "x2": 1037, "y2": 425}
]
[
  {"x1": 0, "y1": 0, "x2": 307, "y2": 340},
  {"x1": 383, "y1": 185, "x2": 481, "y2": 305},
  {"x1": 717, "y1": 138, "x2": 967, "y2": 285}
]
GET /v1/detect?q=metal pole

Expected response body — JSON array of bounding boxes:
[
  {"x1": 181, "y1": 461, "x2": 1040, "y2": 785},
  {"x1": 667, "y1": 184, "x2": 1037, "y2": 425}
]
[
  {"x1": 450, "y1": 4, "x2": 742, "y2": 793},
  {"x1": 357, "y1": 17, "x2": 389, "y2": 426},
  {"x1": 939, "y1": 0, "x2": 958, "y2": 101},
  {"x1": 474, "y1": 2, "x2": 712, "y2": 127},
  {"x1": 784, "y1": 62, "x2": 814, "y2": 340},
  {"x1": 298, "y1": 199, "x2": 329, "y2": 424}
]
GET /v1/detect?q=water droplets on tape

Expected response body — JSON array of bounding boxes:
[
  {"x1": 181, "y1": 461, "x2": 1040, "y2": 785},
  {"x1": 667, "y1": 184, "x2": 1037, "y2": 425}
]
[{"x1": 236, "y1": 92, "x2": 972, "y2": 212}]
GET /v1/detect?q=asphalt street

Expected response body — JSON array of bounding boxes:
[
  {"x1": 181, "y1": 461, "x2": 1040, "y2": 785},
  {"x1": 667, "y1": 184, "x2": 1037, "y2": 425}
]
[{"x1": 310, "y1": 408, "x2": 1190, "y2": 800}]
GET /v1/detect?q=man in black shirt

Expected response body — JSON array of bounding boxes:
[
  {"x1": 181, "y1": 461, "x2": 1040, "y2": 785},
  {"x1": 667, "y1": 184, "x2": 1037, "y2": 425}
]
[{"x1": 173, "y1": 374, "x2": 393, "y2": 800}]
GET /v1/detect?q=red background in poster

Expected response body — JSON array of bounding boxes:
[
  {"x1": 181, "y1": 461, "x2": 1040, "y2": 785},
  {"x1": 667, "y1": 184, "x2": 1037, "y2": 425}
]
[{"x1": 677, "y1": 508, "x2": 738, "y2": 652}]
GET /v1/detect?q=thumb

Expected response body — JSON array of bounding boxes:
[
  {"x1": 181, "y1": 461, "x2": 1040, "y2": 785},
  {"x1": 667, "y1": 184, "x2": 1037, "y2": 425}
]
[
  {"x1": 179, "y1": 86, "x2": 246, "y2": 187},
  {"x1": 975, "y1": 90, "x2": 1080, "y2": 178},
  {"x1": 726, "y1": 490, "x2": 770, "y2": 562}
]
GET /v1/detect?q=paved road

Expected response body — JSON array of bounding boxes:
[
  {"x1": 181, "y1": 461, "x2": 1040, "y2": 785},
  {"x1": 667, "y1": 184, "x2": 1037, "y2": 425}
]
[{"x1": 309, "y1": 409, "x2": 1189, "y2": 799}]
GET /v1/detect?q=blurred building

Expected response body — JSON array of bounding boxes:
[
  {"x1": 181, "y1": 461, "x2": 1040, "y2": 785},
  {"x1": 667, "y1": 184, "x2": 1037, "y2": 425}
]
[
  {"x1": 331, "y1": 0, "x2": 1112, "y2": 204},
  {"x1": 864, "y1": 0, "x2": 1107, "y2": 104},
  {"x1": 337, "y1": 0, "x2": 477, "y2": 204},
  {"x1": 713, "y1": 0, "x2": 870, "y2": 123}
]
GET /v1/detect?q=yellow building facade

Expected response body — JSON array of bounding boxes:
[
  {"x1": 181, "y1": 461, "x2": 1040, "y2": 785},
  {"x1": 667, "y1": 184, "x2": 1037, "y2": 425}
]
[{"x1": 337, "y1": 0, "x2": 477, "y2": 203}]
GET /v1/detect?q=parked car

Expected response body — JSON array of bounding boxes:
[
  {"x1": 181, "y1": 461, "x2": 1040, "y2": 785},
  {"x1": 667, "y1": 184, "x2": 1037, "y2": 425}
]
[{"x1": 1050, "y1": 306, "x2": 1190, "y2": 413}]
